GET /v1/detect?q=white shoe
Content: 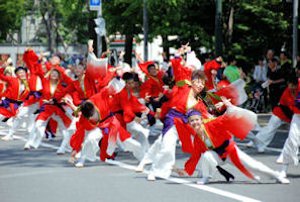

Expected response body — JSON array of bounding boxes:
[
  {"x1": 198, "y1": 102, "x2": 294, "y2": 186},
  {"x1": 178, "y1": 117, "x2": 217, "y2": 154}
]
[
  {"x1": 276, "y1": 174, "x2": 290, "y2": 184},
  {"x1": 147, "y1": 173, "x2": 156, "y2": 181},
  {"x1": 56, "y1": 147, "x2": 66, "y2": 155},
  {"x1": 246, "y1": 141, "x2": 254, "y2": 148},
  {"x1": 254, "y1": 175, "x2": 261, "y2": 183},
  {"x1": 75, "y1": 158, "x2": 85, "y2": 168},
  {"x1": 75, "y1": 162, "x2": 84, "y2": 168},
  {"x1": 136, "y1": 159, "x2": 152, "y2": 173},
  {"x1": 276, "y1": 154, "x2": 284, "y2": 164},
  {"x1": 75, "y1": 152, "x2": 81, "y2": 159},
  {"x1": 1, "y1": 135, "x2": 13, "y2": 141},
  {"x1": 135, "y1": 164, "x2": 144, "y2": 173},
  {"x1": 24, "y1": 142, "x2": 31, "y2": 150},
  {"x1": 257, "y1": 146, "x2": 265, "y2": 153},
  {"x1": 196, "y1": 177, "x2": 209, "y2": 185},
  {"x1": 278, "y1": 170, "x2": 287, "y2": 178},
  {"x1": 68, "y1": 157, "x2": 76, "y2": 164}
]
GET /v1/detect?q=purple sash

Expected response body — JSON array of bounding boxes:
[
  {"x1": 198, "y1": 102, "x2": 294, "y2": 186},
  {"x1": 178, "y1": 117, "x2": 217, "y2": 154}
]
[{"x1": 162, "y1": 109, "x2": 188, "y2": 135}]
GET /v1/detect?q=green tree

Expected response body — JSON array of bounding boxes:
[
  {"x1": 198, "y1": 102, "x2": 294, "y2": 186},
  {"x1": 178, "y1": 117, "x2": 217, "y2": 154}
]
[
  {"x1": 223, "y1": 0, "x2": 292, "y2": 65},
  {"x1": 0, "y1": 0, "x2": 25, "y2": 43}
]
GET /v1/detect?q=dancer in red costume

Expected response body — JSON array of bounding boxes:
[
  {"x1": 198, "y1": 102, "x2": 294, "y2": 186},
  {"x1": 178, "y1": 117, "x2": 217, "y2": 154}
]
[
  {"x1": 137, "y1": 69, "x2": 211, "y2": 180},
  {"x1": 109, "y1": 72, "x2": 153, "y2": 157},
  {"x1": 139, "y1": 61, "x2": 167, "y2": 112},
  {"x1": 24, "y1": 67, "x2": 73, "y2": 154},
  {"x1": 203, "y1": 56, "x2": 224, "y2": 91},
  {"x1": 0, "y1": 66, "x2": 30, "y2": 122},
  {"x1": 2, "y1": 49, "x2": 43, "y2": 141},
  {"x1": 70, "y1": 78, "x2": 144, "y2": 167},
  {"x1": 247, "y1": 75, "x2": 299, "y2": 153},
  {"x1": 68, "y1": 43, "x2": 121, "y2": 166},
  {"x1": 278, "y1": 74, "x2": 300, "y2": 177},
  {"x1": 174, "y1": 98, "x2": 290, "y2": 184}
]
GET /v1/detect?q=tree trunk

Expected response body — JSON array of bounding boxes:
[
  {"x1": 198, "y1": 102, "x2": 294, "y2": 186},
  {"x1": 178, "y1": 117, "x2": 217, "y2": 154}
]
[
  {"x1": 40, "y1": 1, "x2": 56, "y2": 54},
  {"x1": 124, "y1": 34, "x2": 133, "y2": 66},
  {"x1": 227, "y1": 6, "x2": 234, "y2": 45},
  {"x1": 225, "y1": 5, "x2": 234, "y2": 47}
]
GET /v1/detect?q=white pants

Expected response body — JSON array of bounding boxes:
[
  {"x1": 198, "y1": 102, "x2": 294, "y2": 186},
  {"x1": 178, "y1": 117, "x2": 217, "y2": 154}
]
[
  {"x1": 80, "y1": 128, "x2": 103, "y2": 162},
  {"x1": 139, "y1": 135, "x2": 162, "y2": 165},
  {"x1": 107, "y1": 134, "x2": 144, "y2": 161},
  {"x1": 126, "y1": 120, "x2": 150, "y2": 154},
  {"x1": 281, "y1": 114, "x2": 300, "y2": 166},
  {"x1": 8, "y1": 103, "x2": 39, "y2": 137},
  {"x1": 149, "y1": 125, "x2": 178, "y2": 178},
  {"x1": 26, "y1": 114, "x2": 72, "y2": 150},
  {"x1": 200, "y1": 146, "x2": 280, "y2": 180},
  {"x1": 256, "y1": 114, "x2": 286, "y2": 149}
]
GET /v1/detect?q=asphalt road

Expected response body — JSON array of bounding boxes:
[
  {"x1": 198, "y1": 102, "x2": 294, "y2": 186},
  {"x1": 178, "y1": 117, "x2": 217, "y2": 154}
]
[{"x1": 0, "y1": 115, "x2": 299, "y2": 202}]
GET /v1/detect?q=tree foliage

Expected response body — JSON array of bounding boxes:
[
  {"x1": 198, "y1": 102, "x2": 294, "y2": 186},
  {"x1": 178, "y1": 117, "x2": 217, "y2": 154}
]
[
  {"x1": 0, "y1": 0, "x2": 25, "y2": 42},
  {"x1": 0, "y1": 0, "x2": 297, "y2": 65}
]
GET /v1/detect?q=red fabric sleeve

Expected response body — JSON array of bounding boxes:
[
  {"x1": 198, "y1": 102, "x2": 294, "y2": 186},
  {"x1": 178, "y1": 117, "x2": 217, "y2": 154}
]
[
  {"x1": 174, "y1": 118, "x2": 195, "y2": 154},
  {"x1": 184, "y1": 137, "x2": 206, "y2": 176}
]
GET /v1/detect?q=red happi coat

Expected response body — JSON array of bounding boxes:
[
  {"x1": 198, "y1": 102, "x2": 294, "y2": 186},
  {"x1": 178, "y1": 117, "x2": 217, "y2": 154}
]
[
  {"x1": 23, "y1": 73, "x2": 43, "y2": 106},
  {"x1": 36, "y1": 74, "x2": 71, "y2": 128},
  {"x1": 138, "y1": 61, "x2": 165, "y2": 99},
  {"x1": 293, "y1": 78, "x2": 300, "y2": 114},
  {"x1": 175, "y1": 106, "x2": 256, "y2": 179},
  {"x1": 96, "y1": 68, "x2": 116, "y2": 91},
  {"x1": 204, "y1": 59, "x2": 222, "y2": 91},
  {"x1": 160, "y1": 85, "x2": 210, "y2": 121},
  {"x1": 70, "y1": 87, "x2": 131, "y2": 161},
  {"x1": 0, "y1": 82, "x2": 5, "y2": 97},
  {"x1": 23, "y1": 49, "x2": 40, "y2": 75},
  {"x1": 159, "y1": 84, "x2": 210, "y2": 154},
  {"x1": 140, "y1": 72, "x2": 165, "y2": 99},
  {"x1": 65, "y1": 72, "x2": 97, "y2": 106},
  {"x1": 109, "y1": 87, "x2": 147, "y2": 127},
  {"x1": 171, "y1": 57, "x2": 193, "y2": 86},
  {"x1": 0, "y1": 69, "x2": 30, "y2": 117},
  {"x1": 273, "y1": 86, "x2": 297, "y2": 123}
]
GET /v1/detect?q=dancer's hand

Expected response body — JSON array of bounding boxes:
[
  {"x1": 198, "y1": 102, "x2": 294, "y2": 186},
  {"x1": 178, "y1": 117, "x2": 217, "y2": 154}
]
[
  {"x1": 220, "y1": 96, "x2": 232, "y2": 107},
  {"x1": 173, "y1": 168, "x2": 187, "y2": 176}
]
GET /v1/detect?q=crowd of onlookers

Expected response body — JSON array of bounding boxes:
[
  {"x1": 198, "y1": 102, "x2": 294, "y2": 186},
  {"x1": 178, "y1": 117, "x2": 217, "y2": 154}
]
[
  {"x1": 1, "y1": 48, "x2": 300, "y2": 114},
  {"x1": 243, "y1": 49, "x2": 300, "y2": 113}
]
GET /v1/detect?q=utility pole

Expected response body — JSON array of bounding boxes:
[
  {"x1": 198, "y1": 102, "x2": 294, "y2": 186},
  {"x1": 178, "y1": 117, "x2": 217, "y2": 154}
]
[
  {"x1": 215, "y1": 0, "x2": 223, "y2": 56},
  {"x1": 292, "y1": 0, "x2": 298, "y2": 68},
  {"x1": 97, "y1": 7, "x2": 102, "y2": 57},
  {"x1": 143, "y1": 0, "x2": 148, "y2": 61},
  {"x1": 90, "y1": 0, "x2": 104, "y2": 57}
]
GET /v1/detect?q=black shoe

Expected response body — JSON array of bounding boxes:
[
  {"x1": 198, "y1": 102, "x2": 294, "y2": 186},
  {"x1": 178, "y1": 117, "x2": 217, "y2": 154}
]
[
  {"x1": 216, "y1": 166, "x2": 235, "y2": 182},
  {"x1": 2, "y1": 117, "x2": 10, "y2": 122}
]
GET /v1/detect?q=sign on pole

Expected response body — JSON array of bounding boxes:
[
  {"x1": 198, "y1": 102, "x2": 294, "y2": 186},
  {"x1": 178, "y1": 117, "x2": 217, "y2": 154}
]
[
  {"x1": 89, "y1": 0, "x2": 101, "y2": 11},
  {"x1": 94, "y1": 17, "x2": 106, "y2": 36}
]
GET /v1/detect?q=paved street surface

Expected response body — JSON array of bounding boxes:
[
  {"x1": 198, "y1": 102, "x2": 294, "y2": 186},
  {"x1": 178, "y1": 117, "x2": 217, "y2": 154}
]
[{"x1": 0, "y1": 114, "x2": 299, "y2": 202}]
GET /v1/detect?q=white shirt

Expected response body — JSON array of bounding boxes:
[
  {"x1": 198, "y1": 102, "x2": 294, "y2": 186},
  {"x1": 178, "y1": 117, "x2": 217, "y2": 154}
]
[{"x1": 253, "y1": 65, "x2": 267, "y2": 82}]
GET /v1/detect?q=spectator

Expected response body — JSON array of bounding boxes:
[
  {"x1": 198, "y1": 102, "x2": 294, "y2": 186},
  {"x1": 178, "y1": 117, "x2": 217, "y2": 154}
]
[
  {"x1": 280, "y1": 51, "x2": 293, "y2": 80},
  {"x1": 253, "y1": 56, "x2": 268, "y2": 84},
  {"x1": 223, "y1": 55, "x2": 240, "y2": 83},
  {"x1": 267, "y1": 58, "x2": 287, "y2": 110},
  {"x1": 266, "y1": 49, "x2": 275, "y2": 61}
]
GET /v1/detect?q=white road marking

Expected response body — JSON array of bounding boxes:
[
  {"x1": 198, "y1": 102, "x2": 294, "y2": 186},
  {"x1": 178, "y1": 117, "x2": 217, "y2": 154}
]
[
  {"x1": 106, "y1": 160, "x2": 261, "y2": 202},
  {"x1": 0, "y1": 132, "x2": 262, "y2": 202}
]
